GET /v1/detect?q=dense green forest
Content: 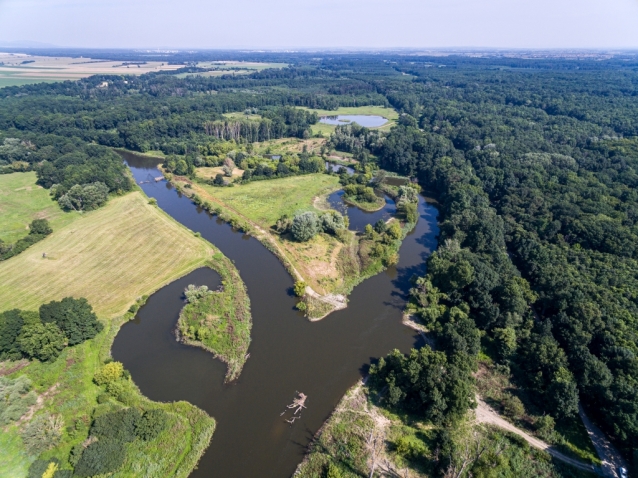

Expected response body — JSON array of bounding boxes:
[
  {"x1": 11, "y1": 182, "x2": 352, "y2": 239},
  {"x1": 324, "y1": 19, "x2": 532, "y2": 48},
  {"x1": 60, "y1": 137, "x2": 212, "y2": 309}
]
[{"x1": 1, "y1": 51, "x2": 637, "y2": 470}]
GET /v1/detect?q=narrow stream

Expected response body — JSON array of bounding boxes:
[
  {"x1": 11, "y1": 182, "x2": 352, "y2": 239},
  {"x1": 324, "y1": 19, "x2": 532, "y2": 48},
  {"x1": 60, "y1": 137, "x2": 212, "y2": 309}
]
[{"x1": 112, "y1": 152, "x2": 439, "y2": 477}]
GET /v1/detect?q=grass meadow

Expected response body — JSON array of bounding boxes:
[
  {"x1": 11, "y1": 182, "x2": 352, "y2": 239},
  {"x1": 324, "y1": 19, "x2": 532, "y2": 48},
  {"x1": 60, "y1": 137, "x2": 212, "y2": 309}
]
[
  {"x1": 198, "y1": 173, "x2": 340, "y2": 228},
  {"x1": 0, "y1": 189, "x2": 213, "y2": 317},
  {"x1": 0, "y1": 172, "x2": 79, "y2": 243}
]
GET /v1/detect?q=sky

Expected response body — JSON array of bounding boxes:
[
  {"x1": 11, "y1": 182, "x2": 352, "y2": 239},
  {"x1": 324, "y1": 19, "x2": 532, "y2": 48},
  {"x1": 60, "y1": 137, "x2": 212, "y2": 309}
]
[{"x1": 0, "y1": 0, "x2": 637, "y2": 50}]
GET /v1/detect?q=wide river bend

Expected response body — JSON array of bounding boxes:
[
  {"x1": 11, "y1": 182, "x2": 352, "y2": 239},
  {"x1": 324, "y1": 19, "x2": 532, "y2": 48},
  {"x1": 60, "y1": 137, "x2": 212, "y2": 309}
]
[{"x1": 112, "y1": 152, "x2": 439, "y2": 477}]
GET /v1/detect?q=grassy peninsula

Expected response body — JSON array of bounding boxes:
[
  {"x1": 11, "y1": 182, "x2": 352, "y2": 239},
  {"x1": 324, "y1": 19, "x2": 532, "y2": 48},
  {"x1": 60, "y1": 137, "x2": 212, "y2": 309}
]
[{"x1": 177, "y1": 252, "x2": 252, "y2": 381}]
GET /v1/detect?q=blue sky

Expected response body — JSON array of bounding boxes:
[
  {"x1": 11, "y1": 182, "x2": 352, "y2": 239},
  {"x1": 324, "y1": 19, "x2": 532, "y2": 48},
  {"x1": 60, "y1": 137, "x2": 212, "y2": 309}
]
[{"x1": 0, "y1": 0, "x2": 637, "y2": 49}]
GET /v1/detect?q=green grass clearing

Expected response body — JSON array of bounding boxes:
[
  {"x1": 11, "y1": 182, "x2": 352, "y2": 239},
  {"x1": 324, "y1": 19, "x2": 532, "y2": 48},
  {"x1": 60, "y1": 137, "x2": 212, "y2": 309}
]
[
  {"x1": 0, "y1": 172, "x2": 79, "y2": 243},
  {"x1": 197, "y1": 173, "x2": 340, "y2": 228}
]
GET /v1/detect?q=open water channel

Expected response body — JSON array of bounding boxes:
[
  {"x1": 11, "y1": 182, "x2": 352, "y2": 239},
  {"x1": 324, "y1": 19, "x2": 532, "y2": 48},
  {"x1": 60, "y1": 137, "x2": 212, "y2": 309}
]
[{"x1": 112, "y1": 152, "x2": 439, "y2": 477}]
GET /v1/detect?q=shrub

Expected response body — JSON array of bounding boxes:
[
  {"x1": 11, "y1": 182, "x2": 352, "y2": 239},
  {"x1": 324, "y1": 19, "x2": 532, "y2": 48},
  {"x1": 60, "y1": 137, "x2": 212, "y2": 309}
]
[
  {"x1": 386, "y1": 222, "x2": 402, "y2": 240},
  {"x1": 274, "y1": 214, "x2": 292, "y2": 234},
  {"x1": 27, "y1": 459, "x2": 61, "y2": 478},
  {"x1": 535, "y1": 414, "x2": 556, "y2": 440},
  {"x1": 94, "y1": 362, "x2": 124, "y2": 385},
  {"x1": 17, "y1": 322, "x2": 67, "y2": 362},
  {"x1": 0, "y1": 376, "x2": 37, "y2": 424},
  {"x1": 29, "y1": 218, "x2": 52, "y2": 236},
  {"x1": 69, "y1": 443, "x2": 84, "y2": 466},
  {"x1": 398, "y1": 201, "x2": 418, "y2": 223},
  {"x1": 20, "y1": 413, "x2": 63, "y2": 454},
  {"x1": 503, "y1": 394, "x2": 525, "y2": 418},
  {"x1": 184, "y1": 284, "x2": 211, "y2": 304},
  {"x1": 325, "y1": 462, "x2": 344, "y2": 478},
  {"x1": 291, "y1": 211, "x2": 319, "y2": 242},
  {"x1": 394, "y1": 435, "x2": 428, "y2": 460},
  {"x1": 294, "y1": 281, "x2": 307, "y2": 297},
  {"x1": 320, "y1": 211, "x2": 347, "y2": 234},
  {"x1": 91, "y1": 408, "x2": 141, "y2": 443},
  {"x1": 39, "y1": 297, "x2": 103, "y2": 346},
  {"x1": 135, "y1": 409, "x2": 169, "y2": 441},
  {"x1": 58, "y1": 182, "x2": 109, "y2": 211},
  {"x1": 73, "y1": 439, "x2": 126, "y2": 477}
]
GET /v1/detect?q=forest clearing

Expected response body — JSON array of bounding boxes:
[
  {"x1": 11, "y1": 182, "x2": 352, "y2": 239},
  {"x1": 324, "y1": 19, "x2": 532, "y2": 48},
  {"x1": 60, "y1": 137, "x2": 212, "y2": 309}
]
[{"x1": 0, "y1": 171, "x2": 79, "y2": 243}]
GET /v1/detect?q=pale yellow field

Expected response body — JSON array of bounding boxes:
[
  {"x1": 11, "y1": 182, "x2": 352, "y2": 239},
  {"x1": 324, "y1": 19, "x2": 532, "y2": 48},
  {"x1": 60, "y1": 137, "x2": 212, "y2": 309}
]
[
  {"x1": 0, "y1": 52, "x2": 182, "y2": 87},
  {"x1": 0, "y1": 191, "x2": 213, "y2": 317}
]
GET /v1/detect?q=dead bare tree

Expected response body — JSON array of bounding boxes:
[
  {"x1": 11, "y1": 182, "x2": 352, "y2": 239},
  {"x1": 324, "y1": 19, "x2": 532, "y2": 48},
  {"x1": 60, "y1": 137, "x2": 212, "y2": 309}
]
[{"x1": 281, "y1": 392, "x2": 308, "y2": 424}]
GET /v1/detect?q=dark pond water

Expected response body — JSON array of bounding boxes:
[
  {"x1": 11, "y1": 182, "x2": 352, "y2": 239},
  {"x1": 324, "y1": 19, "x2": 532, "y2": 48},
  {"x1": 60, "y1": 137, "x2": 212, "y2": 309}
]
[
  {"x1": 383, "y1": 177, "x2": 409, "y2": 186},
  {"x1": 326, "y1": 190, "x2": 396, "y2": 232},
  {"x1": 325, "y1": 161, "x2": 355, "y2": 175},
  {"x1": 319, "y1": 115, "x2": 388, "y2": 128},
  {"x1": 113, "y1": 151, "x2": 439, "y2": 478}
]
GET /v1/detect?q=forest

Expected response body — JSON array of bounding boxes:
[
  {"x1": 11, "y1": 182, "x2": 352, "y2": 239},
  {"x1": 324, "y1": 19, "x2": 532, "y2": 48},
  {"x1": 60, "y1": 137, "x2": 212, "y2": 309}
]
[{"x1": 1, "y1": 52, "x2": 637, "y2": 471}]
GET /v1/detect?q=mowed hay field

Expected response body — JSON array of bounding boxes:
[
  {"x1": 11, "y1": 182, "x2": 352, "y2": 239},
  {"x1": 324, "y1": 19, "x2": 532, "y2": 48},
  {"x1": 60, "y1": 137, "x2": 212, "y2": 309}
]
[
  {"x1": 0, "y1": 171, "x2": 79, "y2": 243},
  {"x1": 199, "y1": 173, "x2": 341, "y2": 227},
  {"x1": 0, "y1": 191, "x2": 213, "y2": 317}
]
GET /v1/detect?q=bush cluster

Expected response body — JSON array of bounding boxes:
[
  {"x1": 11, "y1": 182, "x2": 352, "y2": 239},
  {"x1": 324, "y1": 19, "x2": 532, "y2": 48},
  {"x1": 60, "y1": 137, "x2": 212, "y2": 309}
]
[
  {"x1": 276, "y1": 210, "x2": 348, "y2": 243},
  {"x1": 73, "y1": 407, "x2": 168, "y2": 476},
  {"x1": 0, "y1": 297, "x2": 102, "y2": 362}
]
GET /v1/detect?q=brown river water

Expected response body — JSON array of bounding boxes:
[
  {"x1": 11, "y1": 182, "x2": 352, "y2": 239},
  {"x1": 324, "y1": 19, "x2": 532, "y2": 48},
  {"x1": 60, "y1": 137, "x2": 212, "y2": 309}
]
[{"x1": 112, "y1": 152, "x2": 439, "y2": 477}]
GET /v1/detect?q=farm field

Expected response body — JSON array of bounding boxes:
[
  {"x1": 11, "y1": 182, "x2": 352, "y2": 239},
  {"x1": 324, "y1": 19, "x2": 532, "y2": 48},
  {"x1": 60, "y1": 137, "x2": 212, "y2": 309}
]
[
  {"x1": 176, "y1": 61, "x2": 286, "y2": 78},
  {"x1": 0, "y1": 190, "x2": 213, "y2": 317},
  {"x1": 0, "y1": 171, "x2": 79, "y2": 243},
  {"x1": 0, "y1": 52, "x2": 182, "y2": 87}
]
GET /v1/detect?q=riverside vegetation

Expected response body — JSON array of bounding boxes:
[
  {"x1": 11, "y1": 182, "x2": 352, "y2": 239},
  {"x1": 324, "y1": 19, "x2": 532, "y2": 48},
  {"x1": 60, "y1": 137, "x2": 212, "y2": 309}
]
[
  {"x1": 0, "y1": 171, "x2": 252, "y2": 475},
  {"x1": 1, "y1": 50, "x2": 638, "y2": 474},
  {"x1": 177, "y1": 252, "x2": 252, "y2": 381},
  {"x1": 171, "y1": 165, "x2": 419, "y2": 319}
]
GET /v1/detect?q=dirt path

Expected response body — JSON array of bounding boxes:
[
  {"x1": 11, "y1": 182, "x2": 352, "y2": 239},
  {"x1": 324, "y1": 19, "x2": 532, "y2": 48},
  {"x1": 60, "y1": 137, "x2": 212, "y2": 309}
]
[
  {"x1": 579, "y1": 404, "x2": 628, "y2": 477},
  {"x1": 476, "y1": 398, "x2": 596, "y2": 473}
]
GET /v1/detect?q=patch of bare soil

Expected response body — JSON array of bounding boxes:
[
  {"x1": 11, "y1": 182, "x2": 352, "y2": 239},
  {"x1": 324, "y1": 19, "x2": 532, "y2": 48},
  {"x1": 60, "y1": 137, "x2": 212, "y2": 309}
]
[
  {"x1": 0, "y1": 359, "x2": 29, "y2": 377},
  {"x1": 17, "y1": 383, "x2": 59, "y2": 425}
]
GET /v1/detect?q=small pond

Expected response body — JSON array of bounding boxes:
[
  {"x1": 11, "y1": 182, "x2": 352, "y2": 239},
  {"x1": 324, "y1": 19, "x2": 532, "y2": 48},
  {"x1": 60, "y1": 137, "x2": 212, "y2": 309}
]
[
  {"x1": 319, "y1": 115, "x2": 388, "y2": 128},
  {"x1": 327, "y1": 190, "x2": 396, "y2": 232},
  {"x1": 383, "y1": 176, "x2": 409, "y2": 187},
  {"x1": 325, "y1": 161, "x2": 355, "y2": 175}
]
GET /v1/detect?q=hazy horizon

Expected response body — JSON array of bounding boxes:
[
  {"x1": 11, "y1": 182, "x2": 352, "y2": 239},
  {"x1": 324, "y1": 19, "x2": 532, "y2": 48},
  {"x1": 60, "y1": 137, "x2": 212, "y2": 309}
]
[{"x1": 0, "y1": 0, "x2": 637, "y2": 50}]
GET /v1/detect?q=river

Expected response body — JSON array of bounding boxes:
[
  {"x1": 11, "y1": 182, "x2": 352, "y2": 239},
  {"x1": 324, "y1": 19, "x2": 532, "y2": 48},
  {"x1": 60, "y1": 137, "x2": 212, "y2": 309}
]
[{"x1": 112, "y1": 152, "x2": 439, "y2": 477}]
